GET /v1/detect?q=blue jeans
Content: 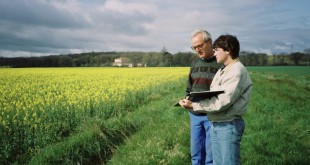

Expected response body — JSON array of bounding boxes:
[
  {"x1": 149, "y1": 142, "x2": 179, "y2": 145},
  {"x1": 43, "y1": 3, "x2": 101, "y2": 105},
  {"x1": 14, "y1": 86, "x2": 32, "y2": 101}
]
[
  {"x1": 189, "y1": 112, "x2": 213, "y2": 165},
  {"x1": 210, "y1": 118, "x2": 245, "y2": 165}
]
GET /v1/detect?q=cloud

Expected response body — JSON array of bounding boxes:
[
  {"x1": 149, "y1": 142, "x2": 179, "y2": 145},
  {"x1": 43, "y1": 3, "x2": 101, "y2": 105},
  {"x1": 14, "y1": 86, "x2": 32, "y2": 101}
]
[
  {"x1": 0, "y1": 0, "x2": 84, "y2": 28},
  {"x1": 0, "y1": 0, "x2": 309, "y2": 57}
]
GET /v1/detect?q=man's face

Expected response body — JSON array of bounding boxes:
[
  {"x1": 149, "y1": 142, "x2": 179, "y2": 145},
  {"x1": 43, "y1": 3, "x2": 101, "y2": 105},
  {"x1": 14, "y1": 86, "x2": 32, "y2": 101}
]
[
  {"x1": 214, "y1": 47, "x2": 229, "y2": 64},
  {"x1": 191, "y1": 33, "x2": 213, "y2": 59}
]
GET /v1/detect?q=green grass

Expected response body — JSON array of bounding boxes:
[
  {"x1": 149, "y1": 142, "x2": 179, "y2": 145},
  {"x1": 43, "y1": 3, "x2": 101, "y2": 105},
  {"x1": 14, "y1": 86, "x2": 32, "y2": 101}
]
[
  {"x1": 241, "y1": 66, "x2": 309, "y2": 164},
  {"x1": 107, "y1": 82, "x2": 191, "y2": 165},
  {"x1": 247, "y1": 66, "x2": 310, "y2": 76},
  {"x1": 107, "y1": 66, "x2": 310, "y2": 165}
]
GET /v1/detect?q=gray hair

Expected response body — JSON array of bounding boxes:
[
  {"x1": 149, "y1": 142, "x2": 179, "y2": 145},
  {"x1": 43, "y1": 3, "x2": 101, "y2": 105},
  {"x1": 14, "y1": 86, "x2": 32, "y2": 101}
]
[{"x1": 191, "y1": 29, "x2": 212, "y2": 42}]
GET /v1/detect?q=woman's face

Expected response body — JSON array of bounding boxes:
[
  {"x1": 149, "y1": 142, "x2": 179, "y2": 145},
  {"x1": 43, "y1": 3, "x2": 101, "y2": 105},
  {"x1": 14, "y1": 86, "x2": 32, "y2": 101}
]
[{"x1": 214, "y1": 47, "x2": 229, "y2": 64}]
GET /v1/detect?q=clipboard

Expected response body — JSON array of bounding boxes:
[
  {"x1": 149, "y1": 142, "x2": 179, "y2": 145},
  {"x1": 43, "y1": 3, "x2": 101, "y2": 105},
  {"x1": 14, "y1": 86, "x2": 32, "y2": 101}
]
[{"x1": 174, "y1": 90, "x2": 224, "y2": 106}]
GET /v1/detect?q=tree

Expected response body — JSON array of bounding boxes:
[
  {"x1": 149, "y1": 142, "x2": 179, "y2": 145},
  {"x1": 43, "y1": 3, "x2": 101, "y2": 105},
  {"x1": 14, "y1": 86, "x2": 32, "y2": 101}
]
[
  {"x1": 72, "y1": 55, "x2": 89, "y2": 67},
  {"x1": 124, "y1": 52, "x2": 144, "y2": 66},
  {"x1": 172, "y1": 52, "x2": 197, "y2": 66},
  {"x1": 142, "y1": 52, "x2": 161, "y2": 67},
  {"x1": 58, "y1": 55, "x2": 72, "y2": 67},
  {"x1": 239, "y1": 51, "x2": 256, "y2": 66},
  {"x1": 160, "y1": 46, "x2": 172, "y2": 66},
  {"x1": 258, "y1": 53, "x2": 268, "y2": 66},
  {"x1": 290, "y1": 52, "x2": 304, "y2": 65},
  {"x1": 305, "y1": 49, "x2": 310, "y2": 66}
]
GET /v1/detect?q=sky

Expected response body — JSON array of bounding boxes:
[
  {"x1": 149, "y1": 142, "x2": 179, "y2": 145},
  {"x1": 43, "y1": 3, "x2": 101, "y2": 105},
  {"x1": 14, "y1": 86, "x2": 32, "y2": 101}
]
[{"x1": 0, "y1": 0, "x2": 309, "y2": 57}]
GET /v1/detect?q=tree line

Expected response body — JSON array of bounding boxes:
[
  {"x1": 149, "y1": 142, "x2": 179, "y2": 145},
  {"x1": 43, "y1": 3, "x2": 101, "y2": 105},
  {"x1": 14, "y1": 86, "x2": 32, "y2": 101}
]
[{"x1": 0, "y1": 49, "x2": 309, "y2": 68}]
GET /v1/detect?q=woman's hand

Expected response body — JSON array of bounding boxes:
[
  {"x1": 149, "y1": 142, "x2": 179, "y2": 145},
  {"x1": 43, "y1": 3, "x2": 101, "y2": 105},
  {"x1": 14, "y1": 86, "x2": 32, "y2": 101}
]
[{"x1": 179, "y1": 99, "x2": 193, "y2": 109}]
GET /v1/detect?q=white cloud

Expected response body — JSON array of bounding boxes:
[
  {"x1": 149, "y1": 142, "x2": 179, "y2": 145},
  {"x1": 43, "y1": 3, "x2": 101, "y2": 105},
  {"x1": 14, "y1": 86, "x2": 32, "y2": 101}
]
[
  {"x1": 0, "y1": 0, "x2": 309, "y2": 57},
  {"x1": 103, "y1": 0, "x2": 157, "y2": 15}
]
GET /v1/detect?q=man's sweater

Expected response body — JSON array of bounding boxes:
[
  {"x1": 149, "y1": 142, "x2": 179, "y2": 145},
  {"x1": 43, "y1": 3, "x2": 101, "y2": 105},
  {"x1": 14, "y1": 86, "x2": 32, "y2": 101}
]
[{"x1": 186, "y1": 56, "x2": 221, "y2": 100}]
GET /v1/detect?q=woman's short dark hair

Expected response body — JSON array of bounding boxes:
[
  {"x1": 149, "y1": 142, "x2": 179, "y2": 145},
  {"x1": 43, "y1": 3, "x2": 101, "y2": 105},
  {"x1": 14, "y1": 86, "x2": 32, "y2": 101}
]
[{"x1": 213, "y1": 34, "x2": 240, "y2": 59}]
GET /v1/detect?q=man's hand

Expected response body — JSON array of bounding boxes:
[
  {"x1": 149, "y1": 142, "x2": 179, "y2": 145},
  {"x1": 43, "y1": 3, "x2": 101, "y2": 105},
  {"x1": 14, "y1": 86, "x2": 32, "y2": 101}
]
[{"x1": 179, "y1": 99, "x2": 193, "y2": 109}]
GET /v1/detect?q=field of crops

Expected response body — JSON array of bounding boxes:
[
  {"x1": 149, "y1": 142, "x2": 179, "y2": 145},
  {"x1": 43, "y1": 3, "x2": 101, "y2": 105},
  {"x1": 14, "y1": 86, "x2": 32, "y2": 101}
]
[{"x1": 1, "y1": 66, "x2": 309, "y2": 165}]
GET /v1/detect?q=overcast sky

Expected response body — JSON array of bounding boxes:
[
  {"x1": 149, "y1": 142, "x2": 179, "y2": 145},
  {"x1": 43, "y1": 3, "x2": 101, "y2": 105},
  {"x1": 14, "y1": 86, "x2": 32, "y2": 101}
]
[{"x1": 0, "y1": 0, "x2": 309, "y2": 57}]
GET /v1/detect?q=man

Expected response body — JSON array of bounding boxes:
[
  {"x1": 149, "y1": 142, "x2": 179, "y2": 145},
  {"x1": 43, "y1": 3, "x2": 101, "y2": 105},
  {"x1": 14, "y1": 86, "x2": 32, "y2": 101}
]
[
  {"x1": 185, "y1": 29, "x2": 221, "y2": 165},
  {"x1": 180, "y1": 34, "x2": 253, "y2": 165}
]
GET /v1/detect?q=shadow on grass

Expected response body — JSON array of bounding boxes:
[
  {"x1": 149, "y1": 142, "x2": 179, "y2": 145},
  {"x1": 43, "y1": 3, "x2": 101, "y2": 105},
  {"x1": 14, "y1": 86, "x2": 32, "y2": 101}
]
[{"x1": 29, "y1": 118, "x2": 139, "y2": 165}]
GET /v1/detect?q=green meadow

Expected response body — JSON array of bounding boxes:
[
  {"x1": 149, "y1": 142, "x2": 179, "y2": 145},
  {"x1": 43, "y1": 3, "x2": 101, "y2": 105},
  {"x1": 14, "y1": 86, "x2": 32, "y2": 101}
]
[{"x1": 107, "y1": 66, "x2": 310, "y2": 165}]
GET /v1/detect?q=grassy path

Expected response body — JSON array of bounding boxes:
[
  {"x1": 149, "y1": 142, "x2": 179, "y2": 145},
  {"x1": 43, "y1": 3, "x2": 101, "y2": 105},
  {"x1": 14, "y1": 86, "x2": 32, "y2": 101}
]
[{"x1": 106, "y1": 82, "x2": 191, "y2": 165}]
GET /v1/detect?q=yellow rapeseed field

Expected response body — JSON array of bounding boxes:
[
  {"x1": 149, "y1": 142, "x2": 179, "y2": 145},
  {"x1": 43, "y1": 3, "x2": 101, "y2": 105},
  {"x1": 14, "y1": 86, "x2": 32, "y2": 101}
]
[
  {"x1": 0, "y1": 67, "x2": 188, "y2": 160},
  {"x1": 1, "y1": 68, "x2": 187, "y2": 125}
]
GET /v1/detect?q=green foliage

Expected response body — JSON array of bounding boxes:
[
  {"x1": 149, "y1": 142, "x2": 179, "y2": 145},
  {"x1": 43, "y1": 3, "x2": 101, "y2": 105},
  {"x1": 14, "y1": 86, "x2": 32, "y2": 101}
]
[{"x1": 3, "y1": 50, "x2": 309, "y2": 67}]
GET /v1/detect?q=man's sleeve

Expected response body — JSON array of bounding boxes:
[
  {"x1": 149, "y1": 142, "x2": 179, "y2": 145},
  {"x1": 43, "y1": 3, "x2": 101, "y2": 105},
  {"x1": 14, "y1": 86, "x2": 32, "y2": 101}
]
[{"x1": 185, "y1": 65, "x2": 193, "y2": 97}]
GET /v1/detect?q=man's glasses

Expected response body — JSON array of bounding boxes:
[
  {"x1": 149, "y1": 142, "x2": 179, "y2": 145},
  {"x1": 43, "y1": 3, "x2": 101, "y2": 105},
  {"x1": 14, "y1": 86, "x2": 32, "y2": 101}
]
[{"x1": 191, "y1": 40, "x2": 209, "y2": 50}]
